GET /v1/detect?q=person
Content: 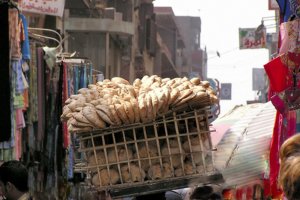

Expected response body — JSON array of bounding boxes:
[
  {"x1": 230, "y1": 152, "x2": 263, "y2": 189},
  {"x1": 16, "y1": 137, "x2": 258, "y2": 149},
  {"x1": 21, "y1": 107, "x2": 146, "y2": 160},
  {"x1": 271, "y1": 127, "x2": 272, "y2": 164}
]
[
  {"x1": 279, "y1": 134, "x2": 300, "y2": 161},
  {"x1": 189, "y1": 186, "x2": 222, "y2": 200},
  {"x1": 278, "y1": 134, "x2": 300, "y2": 200},
  {"x1": 0, "y1": 160, "x2": 31, "y2": 200}
]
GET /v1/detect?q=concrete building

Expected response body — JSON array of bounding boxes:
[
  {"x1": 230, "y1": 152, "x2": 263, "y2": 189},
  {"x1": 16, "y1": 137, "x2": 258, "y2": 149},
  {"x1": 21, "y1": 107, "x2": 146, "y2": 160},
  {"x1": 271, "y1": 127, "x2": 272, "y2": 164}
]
[
  {"x1": 176, "y1": 16, "x2": 207, "y2": 80},
  {"x1": 153, "y1": 7, "x2": 183, "y2": 78},
  {"x1": 62, "y1": 0, "x2": 157, "y2": 82},
  {"x1": 26, "y1": 1, "x2": 207, "y2": 81}
]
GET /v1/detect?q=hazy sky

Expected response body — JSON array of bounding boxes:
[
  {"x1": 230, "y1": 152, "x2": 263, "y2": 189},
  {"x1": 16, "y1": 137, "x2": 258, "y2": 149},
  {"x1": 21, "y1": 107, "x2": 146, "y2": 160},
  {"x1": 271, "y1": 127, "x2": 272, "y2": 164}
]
[{"x1": 154, "y1": 0, "x2": 276, "y2": 114}]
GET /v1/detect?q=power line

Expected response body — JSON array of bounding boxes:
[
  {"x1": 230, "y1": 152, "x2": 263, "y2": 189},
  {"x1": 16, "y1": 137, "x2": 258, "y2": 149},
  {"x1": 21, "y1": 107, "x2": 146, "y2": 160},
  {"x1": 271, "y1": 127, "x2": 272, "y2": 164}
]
[{"x1": 207, "y1": 47, "x2": 240, "y2": 60}]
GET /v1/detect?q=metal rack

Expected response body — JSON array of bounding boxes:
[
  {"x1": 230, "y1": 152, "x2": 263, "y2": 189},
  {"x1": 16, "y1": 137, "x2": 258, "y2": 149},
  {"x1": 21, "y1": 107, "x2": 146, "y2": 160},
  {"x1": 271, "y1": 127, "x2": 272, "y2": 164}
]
[{"x1": 74, "y1": 107, "x2": 224, "y2": 198}]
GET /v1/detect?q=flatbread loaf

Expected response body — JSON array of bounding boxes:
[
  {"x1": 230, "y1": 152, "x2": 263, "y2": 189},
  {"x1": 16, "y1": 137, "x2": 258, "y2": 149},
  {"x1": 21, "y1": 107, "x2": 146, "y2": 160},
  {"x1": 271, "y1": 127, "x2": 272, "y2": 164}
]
[
  {"x1": 130, "y1": 99, "x2": 140, "y2": 123},
  {"x1": 82, "y1": 106, "x2": 106, "y2": 128},
  {"x1": 115, "y1": 103, "x2": 130, "y2": 124},
  {"x1": 74, "y1": 111, "x2": 90, "y2": 124},
  {"x1": 111, "y1": 77, "x2": 130, "y2": 85},
  {"x1": 138, "y1": 94, "x2": 148, "y2": 123},
  {"x1": 96, "y1": 105, "x2": 114, "y2": 123},
  {"x1": 190, "y1": 77, "x2": 201, "y2": 85},
  {"x1": 123, "y1": 100, "x2": 135, "y2": 124}
]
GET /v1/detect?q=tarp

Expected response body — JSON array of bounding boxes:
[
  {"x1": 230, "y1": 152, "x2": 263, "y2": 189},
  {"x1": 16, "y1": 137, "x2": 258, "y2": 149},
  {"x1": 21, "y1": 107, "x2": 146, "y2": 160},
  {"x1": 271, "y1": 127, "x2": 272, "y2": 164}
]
[{"x1": 211, "y1": 102, "x2": 276, "y2": 187}]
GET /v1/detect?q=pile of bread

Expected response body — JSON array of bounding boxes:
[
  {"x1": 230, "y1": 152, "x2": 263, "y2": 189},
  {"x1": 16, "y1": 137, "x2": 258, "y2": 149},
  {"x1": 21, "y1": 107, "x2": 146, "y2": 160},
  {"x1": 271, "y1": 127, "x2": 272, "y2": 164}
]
[
  {"x1": 61, "y1": 75, "x2": 218, "y2": 133},
  {"x1": 88, "y1": 134, "x2": 213, "y2": 186}
]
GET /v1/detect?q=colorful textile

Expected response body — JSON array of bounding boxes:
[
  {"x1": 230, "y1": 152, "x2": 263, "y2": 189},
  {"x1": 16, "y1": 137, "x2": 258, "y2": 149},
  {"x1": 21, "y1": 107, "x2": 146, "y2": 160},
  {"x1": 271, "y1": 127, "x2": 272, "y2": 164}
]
[
  {"x1": 264, "y1": 53, "x2": 300, "y2": 197},
  {"x1": 12, "y1": 60, "x2": 25, "y2": 95},
  {"x1": 37, "y1": 48, "x2": 45, "y2": 149},
  {"x1": 20, "y1": 14, "x2": 30, "y2": 60},
  {"x1": 28, "y1": 44, "x2": 38, "y2": 123},
  {"x1": 279, "y1": 19, "x2": 300, "y2": 54},
  {"x1": 9, "y1": 9, "x2": 21, "y2": 60},
  {"x1": 264, "y1": 57, "x2": 289, "y2": 93},
  {"x1": 62, "y1": 62, "x2": 69, "y2": 148},
  {"x1": 276, "y1": 0, "x2": 293, "y2": 22},
  {"x1": 269, "y1": 112, "x2": 283, "y2": 196}
]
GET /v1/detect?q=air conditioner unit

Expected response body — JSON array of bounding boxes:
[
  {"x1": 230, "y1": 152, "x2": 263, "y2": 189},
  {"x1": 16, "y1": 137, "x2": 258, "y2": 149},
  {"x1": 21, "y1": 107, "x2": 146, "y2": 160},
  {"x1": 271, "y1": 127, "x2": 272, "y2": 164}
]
[{"x1": 104, "y1": 7, "x2": 116, "y2": 20}]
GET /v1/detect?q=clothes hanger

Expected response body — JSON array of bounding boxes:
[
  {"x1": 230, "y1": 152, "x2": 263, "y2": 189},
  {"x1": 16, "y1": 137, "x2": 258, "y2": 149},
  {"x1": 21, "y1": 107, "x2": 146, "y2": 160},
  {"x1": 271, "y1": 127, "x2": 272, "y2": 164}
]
[{"x1": 28, "y1": 27, "x2": 63, "y2": 55}]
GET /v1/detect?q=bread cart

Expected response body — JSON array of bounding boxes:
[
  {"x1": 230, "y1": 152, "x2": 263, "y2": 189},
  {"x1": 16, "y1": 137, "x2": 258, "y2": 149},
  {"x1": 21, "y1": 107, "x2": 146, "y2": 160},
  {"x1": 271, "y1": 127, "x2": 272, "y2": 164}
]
[{"x1": 62, "y1": 76, "x2": 224, "y2": 198}]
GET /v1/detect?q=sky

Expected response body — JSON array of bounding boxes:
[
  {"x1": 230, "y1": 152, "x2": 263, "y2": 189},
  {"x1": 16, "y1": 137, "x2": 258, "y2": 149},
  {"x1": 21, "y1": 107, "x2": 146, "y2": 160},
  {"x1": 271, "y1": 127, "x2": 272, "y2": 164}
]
[{"x1": 153, "y1": 0, "x2": 276, "y2": 114}]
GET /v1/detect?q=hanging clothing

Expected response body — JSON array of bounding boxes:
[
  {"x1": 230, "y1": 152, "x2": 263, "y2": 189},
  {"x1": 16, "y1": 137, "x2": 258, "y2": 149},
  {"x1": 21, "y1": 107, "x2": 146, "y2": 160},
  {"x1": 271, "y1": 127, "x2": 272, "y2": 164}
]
[
  {"x1": 264, "y1": 52, "x2": 300, "y2": 91},
  {"x1": 264, "y1": 51, "x2": 300, "y2": 197},
  {"x1": 37, "y1": 48, "x2": 46, "y2": 150},
  {"x1": 28, "y1": 43, "x2": 38, "y2": 123},
  {"x1": 9, "y1": 8, "x2": 21, "y2": 60},
  {"x1": 276, "y1": 0, "x2": 293, "y2": 22},
  {"x1": 279, "y1": 18, "x2": 300, "y2": 54},
  {"x1": 20, "y1": 14, "x2": 31, "y2": 60},
  {"x1": 62, "y1": 62, "x2": 69, "y2": 148},
  {"x1": 264, "y1": 56, "x2": 289, "y2": 92}
]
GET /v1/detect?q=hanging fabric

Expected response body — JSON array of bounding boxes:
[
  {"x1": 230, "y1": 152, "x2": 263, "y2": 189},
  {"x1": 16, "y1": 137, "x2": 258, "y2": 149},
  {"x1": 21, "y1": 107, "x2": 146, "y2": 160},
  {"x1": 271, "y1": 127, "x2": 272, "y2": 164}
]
[
  {"x1": 276, "y1": 0, "x2": 293, "y2": 22},
  {"x1": 264, "y1": 2, "x2": 300, "y2": 196},
  {"x1": 20, "y1": 14, "x2": 30, "y2": 60},
  {"x1": 37, "y1": 48, "x2": 46, "y2": 151}
]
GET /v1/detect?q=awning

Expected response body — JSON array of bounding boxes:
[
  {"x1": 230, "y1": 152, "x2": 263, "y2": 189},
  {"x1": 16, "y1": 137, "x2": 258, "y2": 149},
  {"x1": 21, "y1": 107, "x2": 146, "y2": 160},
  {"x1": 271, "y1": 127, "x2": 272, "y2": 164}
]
[{"x1": 211, "y1": 102, "x2": 276, "y2": 187}]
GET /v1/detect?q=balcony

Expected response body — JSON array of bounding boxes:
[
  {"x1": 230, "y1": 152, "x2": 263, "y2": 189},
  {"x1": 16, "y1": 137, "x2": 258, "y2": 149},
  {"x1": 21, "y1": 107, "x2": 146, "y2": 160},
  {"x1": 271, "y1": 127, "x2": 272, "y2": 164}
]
[{"x1": 64, "y1": 9, "x2": 134, "y2": 36}]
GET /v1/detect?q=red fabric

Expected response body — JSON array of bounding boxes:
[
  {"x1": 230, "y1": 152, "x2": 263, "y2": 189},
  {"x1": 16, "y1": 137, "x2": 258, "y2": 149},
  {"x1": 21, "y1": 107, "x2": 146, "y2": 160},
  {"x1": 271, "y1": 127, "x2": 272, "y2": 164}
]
[
  {"x1": 62, "y1": 62, "x2": 69, "y2": 148},
  {"x1": 263, "y1": 178, "x2": 271, "y2": 198},
  {"x1": 235, "y1": 188, "x2": 243, "y2": 200},
  {"x1": 264, "y1": 57, "x2": 289, "y2": 93},
  {"x1": 269, "y1": 112, "x2": 283, "y2": 197},
  {"x1": 246, "y1": 186, "x2": 253, "y2": 200}
]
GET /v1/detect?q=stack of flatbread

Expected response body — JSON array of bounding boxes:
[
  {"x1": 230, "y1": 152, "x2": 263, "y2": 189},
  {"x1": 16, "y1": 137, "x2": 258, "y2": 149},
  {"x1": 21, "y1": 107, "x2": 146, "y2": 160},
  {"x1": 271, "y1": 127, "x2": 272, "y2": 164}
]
[{"x1": 61, "y1": 75, "x2": 218, "y2": 133}]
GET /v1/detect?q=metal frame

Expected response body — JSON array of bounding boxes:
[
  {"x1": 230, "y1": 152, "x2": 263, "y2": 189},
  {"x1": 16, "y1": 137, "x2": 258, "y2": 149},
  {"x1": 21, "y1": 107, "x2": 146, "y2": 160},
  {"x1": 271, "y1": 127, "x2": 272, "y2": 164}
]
[{"x1": 74, "y1": 108, "x2": 224, "y2": 197}]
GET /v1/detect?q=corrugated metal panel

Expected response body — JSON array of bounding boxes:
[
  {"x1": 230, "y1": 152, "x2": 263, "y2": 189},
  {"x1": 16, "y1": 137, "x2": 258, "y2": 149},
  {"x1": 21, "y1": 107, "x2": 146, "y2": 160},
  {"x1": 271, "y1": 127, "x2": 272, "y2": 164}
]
[{"x1": 212, "y1": 102, "x2": 276, "y2": 187}]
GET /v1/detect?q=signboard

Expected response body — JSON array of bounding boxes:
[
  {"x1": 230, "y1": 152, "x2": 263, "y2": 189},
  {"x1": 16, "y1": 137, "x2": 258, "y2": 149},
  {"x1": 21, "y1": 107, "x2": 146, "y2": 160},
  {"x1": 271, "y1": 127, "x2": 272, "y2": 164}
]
[
  {"x1": 220, "y1": 83, "x2": 232, "y2": 100},
  {"x1": 269, "y1": 0, "x2": 279, "y2": 10},
  {"x1": 20, "y1": 0, "x2": 66, "y2": 17},
  {"x1": 239, "y1": 28, "x2": 266, "y2": 49},
  {"x1": 252, "y1": 68, "x2": 265, "y2": 91}
]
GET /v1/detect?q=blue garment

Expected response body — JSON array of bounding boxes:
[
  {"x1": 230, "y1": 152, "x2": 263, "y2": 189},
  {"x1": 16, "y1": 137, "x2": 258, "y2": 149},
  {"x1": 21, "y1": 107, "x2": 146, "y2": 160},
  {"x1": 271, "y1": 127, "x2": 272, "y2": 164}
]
[
  {"x1": 73, "y1": 66, "x2": 79, "y2": 93},
  {"x1": 12, "y1": 60, "x2": 25, "y2": 94},
  {"x1": 20, "y1": 14, "x2": 31, "y2": 60},
  {"x1": 89, "y1": 64, "x2": 93, "y2": 85},
  {"x1": 67, "y1": 145, "x2": 74, "y2": 179},
  {"x1": 83, "y1": 64, "x2": 87, "y2": 88},
  {"x1": 277, "y1": 0, "x2": 293, "y2": 22}
]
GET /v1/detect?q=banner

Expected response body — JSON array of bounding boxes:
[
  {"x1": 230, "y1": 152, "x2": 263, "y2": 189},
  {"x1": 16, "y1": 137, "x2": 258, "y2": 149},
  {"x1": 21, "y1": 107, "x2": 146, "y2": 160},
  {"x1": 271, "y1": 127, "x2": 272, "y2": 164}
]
[
  {"x1": 239, "y1": 28, "x2": 266, "y2": 49},
  {"x1": 20, "y1": 0, "x2": 65, "y2": 17}
]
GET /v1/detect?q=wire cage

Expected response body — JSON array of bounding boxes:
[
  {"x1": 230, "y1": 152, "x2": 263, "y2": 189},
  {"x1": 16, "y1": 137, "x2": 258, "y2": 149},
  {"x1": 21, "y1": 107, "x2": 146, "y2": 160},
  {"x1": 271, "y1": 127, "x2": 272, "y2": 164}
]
[{"x1": 74, "y1": 107, "x2": 223, "y2": 197}]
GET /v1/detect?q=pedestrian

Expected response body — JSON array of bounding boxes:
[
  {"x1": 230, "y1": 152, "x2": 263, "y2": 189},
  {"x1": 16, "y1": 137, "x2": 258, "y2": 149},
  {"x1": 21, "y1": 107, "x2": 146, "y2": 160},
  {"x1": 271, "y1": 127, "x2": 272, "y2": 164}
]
[
  {"x1": 189, "y1": 186, "x2": 222, "y2": 200},
  {"x1": 0, "y1": 160, "x2": 31, "y2": 200},
  {"x1": 279, "y1": 134, "x2": 300, "y2": 200}
]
